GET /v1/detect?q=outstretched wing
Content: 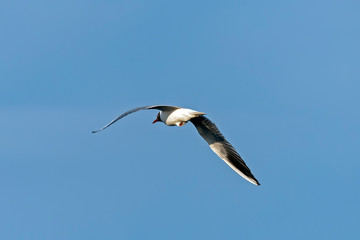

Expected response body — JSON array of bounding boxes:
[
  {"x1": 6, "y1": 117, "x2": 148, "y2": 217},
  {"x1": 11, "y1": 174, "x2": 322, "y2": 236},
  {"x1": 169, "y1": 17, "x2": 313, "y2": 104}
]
[
  {"x1": 92, "y1": 105, "x2": 180, "y2": 133},
  {"x1": 190, "y1": 116, "x2": 260, "y2": 185}
]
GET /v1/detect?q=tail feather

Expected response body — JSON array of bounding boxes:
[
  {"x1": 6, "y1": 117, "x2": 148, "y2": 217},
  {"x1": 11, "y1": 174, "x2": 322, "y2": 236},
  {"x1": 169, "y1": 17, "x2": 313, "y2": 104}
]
[{"x1": 192, "y1": 111, "x2": 206, "y2": 117}]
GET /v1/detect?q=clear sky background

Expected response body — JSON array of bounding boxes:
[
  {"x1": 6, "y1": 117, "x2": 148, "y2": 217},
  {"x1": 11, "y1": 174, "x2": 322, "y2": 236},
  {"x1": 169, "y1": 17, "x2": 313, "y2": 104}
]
[{"x1": 1, "y1": 0, "x2": 359, "y2": 239}]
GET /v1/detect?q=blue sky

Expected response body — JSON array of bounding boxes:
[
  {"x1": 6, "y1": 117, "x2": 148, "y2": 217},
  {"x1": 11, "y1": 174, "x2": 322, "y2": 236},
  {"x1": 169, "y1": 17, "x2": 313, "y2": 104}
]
[{"x1": 1, "y1": 0, "x2": 359, "y2": 239}]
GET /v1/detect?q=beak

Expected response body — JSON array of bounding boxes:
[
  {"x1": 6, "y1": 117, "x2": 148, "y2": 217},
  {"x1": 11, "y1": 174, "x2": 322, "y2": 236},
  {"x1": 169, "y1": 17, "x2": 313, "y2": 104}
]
[{"x1": 152, "y1": 118, "x2": 159, "y2": 124}]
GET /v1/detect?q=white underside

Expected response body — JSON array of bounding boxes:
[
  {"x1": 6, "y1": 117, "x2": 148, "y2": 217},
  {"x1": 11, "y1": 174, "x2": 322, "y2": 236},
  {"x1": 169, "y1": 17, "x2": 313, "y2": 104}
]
[{"x1": 160, "y1": 108, "x2": 205, "y2": 126}]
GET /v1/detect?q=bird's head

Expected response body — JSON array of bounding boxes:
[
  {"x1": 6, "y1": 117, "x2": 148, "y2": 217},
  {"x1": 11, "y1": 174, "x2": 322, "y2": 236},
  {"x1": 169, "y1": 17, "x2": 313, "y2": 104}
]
[{"x1": 152, "y1": 112, "x2": 162, "y2": 124}]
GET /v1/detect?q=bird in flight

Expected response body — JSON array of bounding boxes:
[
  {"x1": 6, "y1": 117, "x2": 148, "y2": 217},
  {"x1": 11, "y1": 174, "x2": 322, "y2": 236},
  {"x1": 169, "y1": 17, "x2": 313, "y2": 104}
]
[{"x1": 92, "y1": 105, "x2": 260, "y2": 185}]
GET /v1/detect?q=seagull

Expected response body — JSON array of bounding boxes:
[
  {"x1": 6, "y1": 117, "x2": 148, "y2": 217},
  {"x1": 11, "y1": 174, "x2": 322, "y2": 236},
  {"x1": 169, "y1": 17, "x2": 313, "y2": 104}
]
[{"x1": 92, "y1": 105, "x2": 260, "y2": 185}]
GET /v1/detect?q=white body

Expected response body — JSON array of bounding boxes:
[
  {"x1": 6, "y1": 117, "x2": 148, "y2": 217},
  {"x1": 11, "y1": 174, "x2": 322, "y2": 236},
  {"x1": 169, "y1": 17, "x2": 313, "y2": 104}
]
[{"x1": 160, "y1": 108, "x2": 205, "y2": 126}]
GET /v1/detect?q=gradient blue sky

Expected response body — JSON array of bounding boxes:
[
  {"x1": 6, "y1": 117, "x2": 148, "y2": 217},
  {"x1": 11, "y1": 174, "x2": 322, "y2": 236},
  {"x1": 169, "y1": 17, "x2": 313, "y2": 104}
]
[{"x1": 1, "y1": 1, "x2": 359, "y2": 239}]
